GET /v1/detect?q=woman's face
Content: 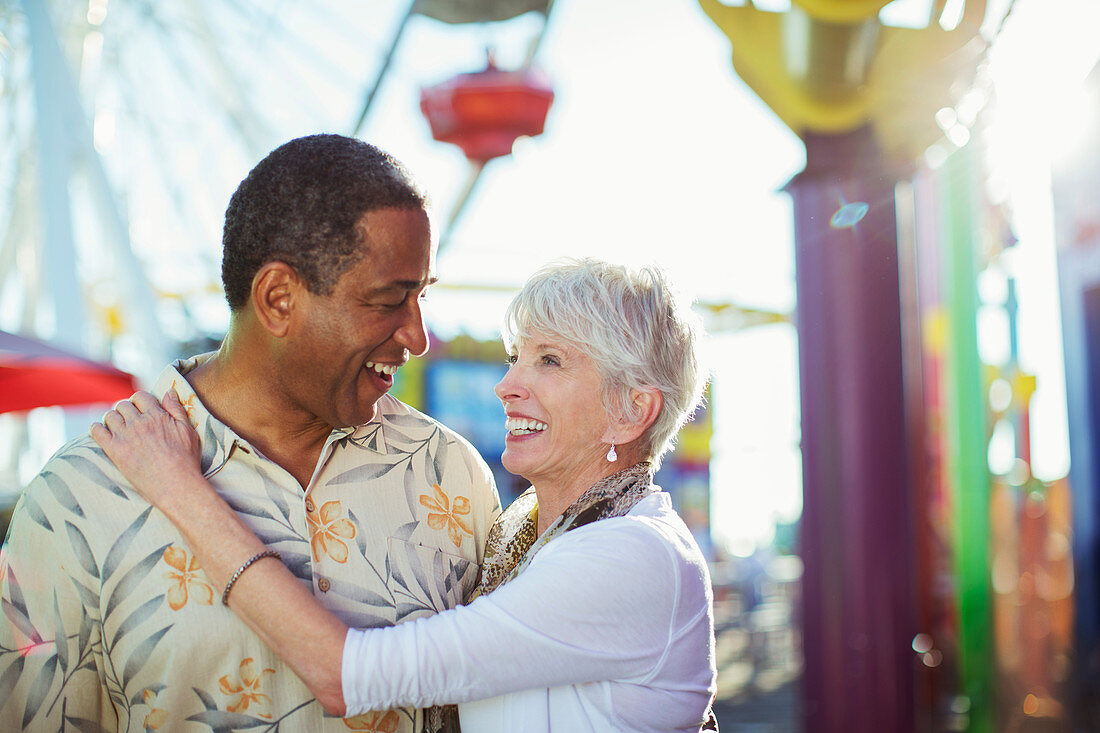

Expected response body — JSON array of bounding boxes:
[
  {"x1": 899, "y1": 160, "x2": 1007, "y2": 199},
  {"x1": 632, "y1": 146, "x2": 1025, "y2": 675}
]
[{"x1": 494, "y1": 332, "x2": 614, "y2": 489}]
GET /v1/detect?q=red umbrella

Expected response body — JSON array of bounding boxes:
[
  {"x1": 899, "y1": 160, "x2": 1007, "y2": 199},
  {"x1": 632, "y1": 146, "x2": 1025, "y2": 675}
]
[{"x1": 0, "y1": 329, "x2": 140, "y2": 414}]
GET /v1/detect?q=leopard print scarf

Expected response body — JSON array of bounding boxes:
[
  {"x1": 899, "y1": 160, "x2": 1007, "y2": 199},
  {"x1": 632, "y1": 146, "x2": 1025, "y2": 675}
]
[{"x1": 472, "y1": 461, "x2": 657, "y2": 599}]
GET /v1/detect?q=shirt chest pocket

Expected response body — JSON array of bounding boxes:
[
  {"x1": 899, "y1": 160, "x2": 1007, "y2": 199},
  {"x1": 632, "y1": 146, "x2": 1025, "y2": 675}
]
[{"x1": 385, "y1": 538, "x2": 480, "y2": 623}]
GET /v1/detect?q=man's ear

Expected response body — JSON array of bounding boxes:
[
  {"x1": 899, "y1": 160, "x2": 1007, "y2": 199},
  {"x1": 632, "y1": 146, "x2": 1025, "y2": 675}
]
[
  {"x1": 250, "y1": 262, "x2": 303, "y2": 337},
  {"x1": 604, "y1": 387, "x2": 663, "y2": 445}
]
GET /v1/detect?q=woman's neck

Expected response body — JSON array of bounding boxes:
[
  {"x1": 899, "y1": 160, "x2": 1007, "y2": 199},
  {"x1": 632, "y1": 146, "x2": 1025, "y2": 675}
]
[
  {"x1": 534, "y1": 489, "x2": 581, "y2": 536},
  {"x1": 530, "y1": 450, "x2": 647, "y2": 535}
]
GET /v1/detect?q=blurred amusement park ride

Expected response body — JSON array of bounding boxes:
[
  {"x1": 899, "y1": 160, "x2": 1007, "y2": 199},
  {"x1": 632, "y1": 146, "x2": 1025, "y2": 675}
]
[{"x1": 3, "y1": 0, "x2": 1100, "y2": 731}]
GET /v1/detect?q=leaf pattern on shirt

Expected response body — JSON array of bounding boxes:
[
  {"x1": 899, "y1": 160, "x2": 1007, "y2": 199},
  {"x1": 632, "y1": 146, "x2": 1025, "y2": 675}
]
[
  {"x1": 278, "y1": 550, "x2": 315, "y2": 584},
  {"x1": 0, "y1": 655, "x2": 24, "y2": 723},
  {"x1": 199, "y1": 418, "x2": 227, "y2": 475},
  {"x1": 2, "y1": 567, "x2": 40, "y2": 651},
  {"x1": 52, "y1": 503, "x2": 178, "y2": 730},
  {"x1": 257, "y1": 464, "x2": 293, "y2": 524},
  {"x1": 64, "y1": 521, "x2": 100, "y2": 579},
  {"x1": 333, "y1": 423, "x2": 444, "y2": 493},
  {"x1": 0, "y1": 570, "x2": 42, "y2": 728},
  {"x1": 220, "y1": 465, "x2": 309, "y2": 554},
  {"x1": 17, "y1": 491, "x2": 52, "y2": 532},
  {"x1": 386, "y1": 528, "x2": 476, "y2": 623},
  {"x1": 68, "y1": 447, "x2": 130, "y2": 501},
  {"x1": 102, "y1": 506, "x2": 154, "y2": 579},
  {"x1": 187, "y1": 681, "x2": 315, "y2": 731},
  {"x1": 42, "y1": 470, "x2": 85, "y2": 518},
  {"x1": 4, "y1": 520, "x2": 98, "y2": 729},
  {"x1": 0, "y1": 567, "x2": 101, "y2": 730},
  {"x1": 220, "y1": 484, "x2": 312, "y2": 577},
  {"x1": 21, "y1": 643, "x2": 58, "y2": 728}
]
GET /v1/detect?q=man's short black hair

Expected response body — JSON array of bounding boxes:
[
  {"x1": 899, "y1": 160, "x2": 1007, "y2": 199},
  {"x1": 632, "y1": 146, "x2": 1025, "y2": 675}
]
[{"x1": 221, "y1": 134, "x2": 428, "y2": 310}]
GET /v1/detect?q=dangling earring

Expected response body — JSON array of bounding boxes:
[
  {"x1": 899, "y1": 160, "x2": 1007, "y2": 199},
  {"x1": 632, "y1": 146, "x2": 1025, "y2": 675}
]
[{"x1": 606, "y1": 443, "x2": 618, "y2": 463}]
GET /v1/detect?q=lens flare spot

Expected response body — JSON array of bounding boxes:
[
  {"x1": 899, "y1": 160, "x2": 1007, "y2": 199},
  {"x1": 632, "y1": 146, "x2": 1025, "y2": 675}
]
[{"x1": 830, "y1": 202, "x2": 869, "y2": 229}]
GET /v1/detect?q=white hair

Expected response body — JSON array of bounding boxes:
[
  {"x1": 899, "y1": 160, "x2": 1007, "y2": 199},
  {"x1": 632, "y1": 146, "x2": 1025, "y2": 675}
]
[{"x1": 502, "y1": 258, "x2": 708, "y2": 469}]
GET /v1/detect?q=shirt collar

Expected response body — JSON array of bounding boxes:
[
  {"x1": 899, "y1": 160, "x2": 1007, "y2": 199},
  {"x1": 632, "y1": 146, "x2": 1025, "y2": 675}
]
[
  {"x1": 341, "y1": 396, "x2": 398, "y2": 455},
  {"x1": 151, "y1": 353, "x2": 397, "y2": 473}
]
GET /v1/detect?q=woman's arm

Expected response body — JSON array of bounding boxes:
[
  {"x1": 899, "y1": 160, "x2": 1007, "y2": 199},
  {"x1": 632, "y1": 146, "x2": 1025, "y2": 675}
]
[
  {"x1": 340, "y1": 519, "x2": 701, "y2": 715},
  {"x1": 91, "y1": 392, "x2": 349, "y2": 715}
]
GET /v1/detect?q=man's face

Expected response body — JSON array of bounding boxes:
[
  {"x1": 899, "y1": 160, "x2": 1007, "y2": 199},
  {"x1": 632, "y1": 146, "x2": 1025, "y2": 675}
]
[{"x1": 281, "y1": 207, "x2": 435, "y2": 428}]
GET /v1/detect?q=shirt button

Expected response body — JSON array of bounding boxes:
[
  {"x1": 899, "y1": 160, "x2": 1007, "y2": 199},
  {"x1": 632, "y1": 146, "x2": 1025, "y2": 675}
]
[
  {"x1": 305, "y1": 498, "x2": 315, "y2": 513},
  {"x1": 318, "y1": 577, "x2": 331, "y2": 593}
]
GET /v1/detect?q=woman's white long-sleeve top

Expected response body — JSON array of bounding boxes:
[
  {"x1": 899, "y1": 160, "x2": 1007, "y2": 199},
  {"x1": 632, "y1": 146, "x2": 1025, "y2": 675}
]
[{"x1": 342, "y1": 491, "x2": 717, "y2": 732}]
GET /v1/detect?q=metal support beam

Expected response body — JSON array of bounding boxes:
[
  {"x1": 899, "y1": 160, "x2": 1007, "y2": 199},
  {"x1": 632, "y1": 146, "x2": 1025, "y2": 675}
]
[
  {"x1": 939, "y1": 143, "x2": 994, "y2": 733},
  {"x1": 788, "y1": 126, "x2": 916, "y2": 733},
  {"x1": 24, "y1": 0, "x2": 85, "y2": 353},
  {"x1": 21, "y1": 0, "x2": 170, "y2": 379},
  {"x1": 351, "y1": 0, "x2": 418, "y2": 137}
]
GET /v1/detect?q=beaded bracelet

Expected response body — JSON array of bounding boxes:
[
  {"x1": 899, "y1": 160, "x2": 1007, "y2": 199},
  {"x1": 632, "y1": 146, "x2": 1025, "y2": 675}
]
[{"x1": 222, "y1": 549, "x2": 282, "y2": 606}]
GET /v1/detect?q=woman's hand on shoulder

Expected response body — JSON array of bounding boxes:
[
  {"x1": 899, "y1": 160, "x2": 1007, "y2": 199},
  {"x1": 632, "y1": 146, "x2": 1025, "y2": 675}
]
[{"x1": 91, "y1": 390, "x2": 202, "y2": 509}]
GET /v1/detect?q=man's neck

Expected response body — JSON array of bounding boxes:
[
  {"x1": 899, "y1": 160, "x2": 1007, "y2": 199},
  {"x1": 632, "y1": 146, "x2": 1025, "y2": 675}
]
[{"x1": 185, "y1": 344, "x2": 332, "y2": 491}]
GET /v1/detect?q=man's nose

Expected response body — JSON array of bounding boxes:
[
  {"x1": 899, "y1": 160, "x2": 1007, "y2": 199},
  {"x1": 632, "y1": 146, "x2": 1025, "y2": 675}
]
[{"x1": 395, "y1": 299, "x2": 429, "y2": 357}]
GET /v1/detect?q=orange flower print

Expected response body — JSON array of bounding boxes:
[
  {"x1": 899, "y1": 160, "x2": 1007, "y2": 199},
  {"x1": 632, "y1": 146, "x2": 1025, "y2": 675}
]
[
  {"x1": 163, "y1": 547, "x2": 215, "y2": 610},
  {"x1": 419, "y1": 484, "x2": 473, "y2": 549},
  {"x1": 307, "y1": 500, "x2": 357, "y2": 563},
  {"x1": 343, "y1": 709, "x2": 401, "y2": 731},
  {"x1": 169, "y1": 381, "x2": 199, "y2": 425},
  {"x1": 219, "y1": 658, "x2": 275, "y2": 718},
  {"x1": 142, "y1": 689, "x2": 168, "y2": 729}
]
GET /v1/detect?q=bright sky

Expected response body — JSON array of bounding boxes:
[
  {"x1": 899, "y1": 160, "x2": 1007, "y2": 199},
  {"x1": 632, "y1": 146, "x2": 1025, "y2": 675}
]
[{"x1": 4, "y1": 0, "x2": 1100, "y2": 553}]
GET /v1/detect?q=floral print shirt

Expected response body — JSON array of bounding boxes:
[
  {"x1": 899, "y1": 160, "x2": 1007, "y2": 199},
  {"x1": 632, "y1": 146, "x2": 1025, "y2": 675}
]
[{"x1": 0, "y1": 353, "x2": 501, "y2": 732}]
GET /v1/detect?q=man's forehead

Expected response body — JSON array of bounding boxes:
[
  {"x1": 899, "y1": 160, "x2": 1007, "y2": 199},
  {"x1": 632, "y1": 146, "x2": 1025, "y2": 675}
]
[{"x1": 347, "y1": 208, "x2": 435, "y2": 289}]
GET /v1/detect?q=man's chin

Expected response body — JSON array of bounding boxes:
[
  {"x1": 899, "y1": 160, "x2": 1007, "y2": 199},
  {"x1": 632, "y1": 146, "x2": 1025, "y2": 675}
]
[{"x1": 338, "y1": 400, "x2": 380, "y2": 429}]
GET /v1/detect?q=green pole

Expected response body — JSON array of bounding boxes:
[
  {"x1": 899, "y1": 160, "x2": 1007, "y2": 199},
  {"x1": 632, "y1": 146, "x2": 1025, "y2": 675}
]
[{"x1": 940, "y1": 142, "x2": 994, "y2": 732}]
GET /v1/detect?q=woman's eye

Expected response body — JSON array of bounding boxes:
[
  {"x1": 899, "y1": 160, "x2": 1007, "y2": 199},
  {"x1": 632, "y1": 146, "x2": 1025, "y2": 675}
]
[
  {"x1": 540, "y1": 355, "x2": 559, "y2": 366},
  {"x1": 505, "y1": 354, "x2": 518, "y2": 365}
]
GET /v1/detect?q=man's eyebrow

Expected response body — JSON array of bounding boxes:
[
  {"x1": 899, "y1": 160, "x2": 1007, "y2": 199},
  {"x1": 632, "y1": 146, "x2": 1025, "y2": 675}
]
[{"x1": 376, "y1": 276, "x2": 440, "y2": 291}]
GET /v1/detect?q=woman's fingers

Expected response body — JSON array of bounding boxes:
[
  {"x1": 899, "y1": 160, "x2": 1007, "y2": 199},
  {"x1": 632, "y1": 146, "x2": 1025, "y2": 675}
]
[
  {"x1": 161, "y1": 390, "x2": 190, "y2": 423},
  {"x1": 102, "y1": 408, "x2": 126, "y2": 433},
  {"x1": 130, "y1": 390, "x2": 163, "y2": 416},
  {"x1": 90, "y1": 421, "x2": 111, "y2": 447},
  {"x1": 91, "y1": 390, "x2": 182, "y2": 448}
]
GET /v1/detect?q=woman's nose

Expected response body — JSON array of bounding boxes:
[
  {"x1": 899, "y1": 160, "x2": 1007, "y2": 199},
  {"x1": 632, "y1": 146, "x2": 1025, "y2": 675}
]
[{"x1": 494, "y1": 367, "x2": 528, "y2": 402}]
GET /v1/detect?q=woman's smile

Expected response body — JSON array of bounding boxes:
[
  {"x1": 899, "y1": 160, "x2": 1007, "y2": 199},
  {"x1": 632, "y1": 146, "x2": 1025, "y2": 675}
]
[{"x1": 504, "y1": 416, "x2": 548, "y2": 436}]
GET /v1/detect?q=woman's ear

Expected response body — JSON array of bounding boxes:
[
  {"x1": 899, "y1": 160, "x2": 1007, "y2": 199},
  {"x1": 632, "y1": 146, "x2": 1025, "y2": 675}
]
[
  {"x1": 605, "y1": 387, "x2": 663, "y2": 445},
  {"x1": 250, "y1": 262, "x2": 302, "y2": 338}
]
